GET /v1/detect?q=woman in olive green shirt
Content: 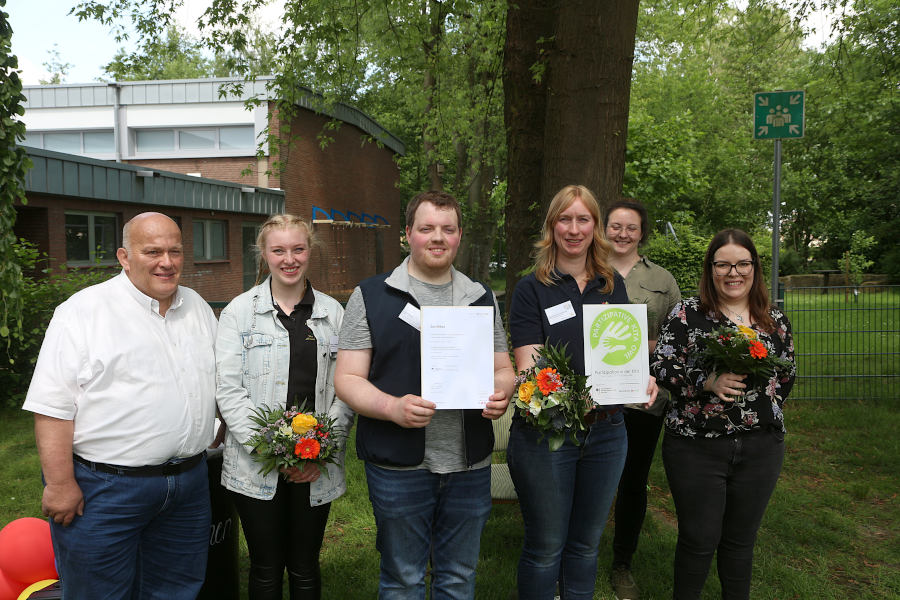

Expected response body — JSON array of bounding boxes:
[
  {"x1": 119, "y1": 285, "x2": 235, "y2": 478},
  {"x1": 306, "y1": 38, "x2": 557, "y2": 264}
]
[{"x1": 604, "y1": 199, "x2": 681, "y2": 600}]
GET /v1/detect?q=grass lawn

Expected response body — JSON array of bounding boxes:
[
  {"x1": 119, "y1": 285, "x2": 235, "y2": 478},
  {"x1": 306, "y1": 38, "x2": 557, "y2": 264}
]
[{"x1": 3, "y1": 397, "x2": 898, "y2": 598}]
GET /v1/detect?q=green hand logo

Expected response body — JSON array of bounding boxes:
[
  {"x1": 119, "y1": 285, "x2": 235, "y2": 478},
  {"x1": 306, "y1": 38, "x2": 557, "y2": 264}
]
[{"x1": 589, "y1": 308, "x2": 642, "y2": 366}]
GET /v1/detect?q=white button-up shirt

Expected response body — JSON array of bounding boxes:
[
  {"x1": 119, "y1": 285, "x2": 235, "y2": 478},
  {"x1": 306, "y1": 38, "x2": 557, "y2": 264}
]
[{"x1": 24, "y1": 272, "x2": 218, "y2": 466}]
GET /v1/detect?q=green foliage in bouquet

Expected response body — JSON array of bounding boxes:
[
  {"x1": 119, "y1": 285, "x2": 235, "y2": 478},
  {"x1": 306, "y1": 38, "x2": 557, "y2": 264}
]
[
  {"x1": 246, "y1": 402, "x2": 343, "y2": 479},
  {"x1": 700, "y1": 324, "x2": 792, "y2": 383},
  {"x1": 514, "y1": 342, "x2": 593, "y2": 451}
]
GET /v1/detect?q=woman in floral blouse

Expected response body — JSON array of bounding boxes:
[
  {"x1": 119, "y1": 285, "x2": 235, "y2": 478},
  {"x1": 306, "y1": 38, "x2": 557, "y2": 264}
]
[{"x1": 651, "y1": 229, "x2": 795, "y2": 600}]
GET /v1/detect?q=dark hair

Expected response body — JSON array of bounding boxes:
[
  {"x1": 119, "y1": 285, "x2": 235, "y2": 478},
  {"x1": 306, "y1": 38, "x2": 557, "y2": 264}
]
[
  {"x1": 699, "y1": 228, "x2": 774, "y2": 332},
  {"x1": 604, "y1": 198, "x2": 650, "y2": 246},
  {"x1": 405, "y1": 190, "x2": 462, "y2": 230}
]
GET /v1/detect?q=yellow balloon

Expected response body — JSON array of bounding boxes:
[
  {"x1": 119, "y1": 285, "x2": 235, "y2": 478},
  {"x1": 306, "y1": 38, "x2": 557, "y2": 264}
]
[{"x1": 16, "y1": 579, "x2": 58, "y2": 600}]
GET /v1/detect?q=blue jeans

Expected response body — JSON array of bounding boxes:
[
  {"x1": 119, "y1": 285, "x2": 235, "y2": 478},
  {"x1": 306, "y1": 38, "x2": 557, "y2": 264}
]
[
  {"x1": 662, "y1": 429, "x2": 784, "y2": 600},
  {"x1": 49, "y1": 458, "x2": 211, "y2": 600},
  {"x1": 364, "y1": 463, "x2": 492, "y2": 600},
  {"x1": 508, "y1": 413, "x2": 628, "y2": 600}
]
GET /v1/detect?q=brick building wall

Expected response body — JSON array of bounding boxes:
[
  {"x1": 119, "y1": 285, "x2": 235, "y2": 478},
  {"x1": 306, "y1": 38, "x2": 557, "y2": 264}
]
[
  {"x1": 275, "y1": 103, "x2": 403, "y2": 299},
  {"x1": 20, "y1": 96, "x2": 403, "y2": 303},
  {"x1": 121, "y1": 102, "x2": 403, "y2": 300},
  {"x1": 125, "y1": 156, "x2": 269, "y2": 188},
  {"x1": 15, "y1": 193, "x2": 268, "y2": 303}
]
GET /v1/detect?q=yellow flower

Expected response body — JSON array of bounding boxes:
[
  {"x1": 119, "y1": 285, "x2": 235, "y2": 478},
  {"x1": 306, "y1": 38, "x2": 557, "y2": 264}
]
[
  {"x1": 292, "y1": 413, "x2": 318, "y2": 435},
  {"x1": 737, "y1": 325, "x2": 757, "y2": 340},
  {"x1": 518, "y1": 381, "x2": 536, "y2": 404}
]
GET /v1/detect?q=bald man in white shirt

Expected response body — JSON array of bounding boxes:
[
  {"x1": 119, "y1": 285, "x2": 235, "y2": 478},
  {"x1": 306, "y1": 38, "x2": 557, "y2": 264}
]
[{"x1": 23, "y1": 212, "x2": 218, "y2": 599}]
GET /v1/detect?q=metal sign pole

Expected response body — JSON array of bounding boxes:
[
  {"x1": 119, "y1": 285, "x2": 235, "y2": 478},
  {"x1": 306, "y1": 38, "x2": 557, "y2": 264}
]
[{"x1": 772, "y1": 138, "x2": 781, "y2": 305}]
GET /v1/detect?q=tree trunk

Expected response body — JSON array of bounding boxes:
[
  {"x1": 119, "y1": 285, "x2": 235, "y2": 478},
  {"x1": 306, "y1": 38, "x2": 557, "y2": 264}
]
[
  {"x1": 504, "y1": 0, "x2": 640, "y2": 301},
  {"x1": 422, "y1": 1, "x2": 446, "y2": 191},
  {"x1": 503, "y1": 0, "x2": 556, "y2": 303},
  {"x1": 542, "y1": 0, "x2": 639, "y2": 210}
]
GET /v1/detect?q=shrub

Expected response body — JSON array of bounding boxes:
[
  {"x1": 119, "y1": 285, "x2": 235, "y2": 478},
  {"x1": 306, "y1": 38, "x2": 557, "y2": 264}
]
[
  {"x1": 0, "y1": 240, "x2": 116, "y2": 408},
  {"x1": 644, "y1": 222, "x2": 708, "y2": 292}
]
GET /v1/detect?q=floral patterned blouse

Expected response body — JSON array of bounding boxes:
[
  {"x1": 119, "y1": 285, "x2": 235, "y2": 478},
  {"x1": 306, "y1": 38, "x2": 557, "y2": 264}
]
[{"x1": 651, "y1": 296, "x2": 795, "y2": 438}]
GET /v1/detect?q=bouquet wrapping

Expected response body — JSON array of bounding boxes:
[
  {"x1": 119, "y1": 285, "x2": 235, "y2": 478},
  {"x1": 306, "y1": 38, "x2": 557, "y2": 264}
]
[
  {"x1": 246, "y1": 403, "x2": 344, "y2": 479},
  {"x1": 700, "y1": 324, "x2": 792, "y2": 395},
  {"x1": 513, "y1": 342, "x2": 593, "y2": 451}
]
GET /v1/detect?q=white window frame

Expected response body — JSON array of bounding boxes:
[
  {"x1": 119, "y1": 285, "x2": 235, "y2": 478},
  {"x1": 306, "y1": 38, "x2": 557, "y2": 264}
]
[
  {"x1": 131, "y1": 125, "x2": 256, "y2": 159},
  {"x1": 24, "y1": 130, "x2": 116, "y2": 159}
]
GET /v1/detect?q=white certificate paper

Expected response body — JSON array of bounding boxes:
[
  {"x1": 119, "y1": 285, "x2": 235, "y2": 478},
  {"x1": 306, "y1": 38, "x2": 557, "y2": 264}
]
[
  {"x1": 583, "y1": 304, "x2": 650, "y2": 406},
  {"x1": 420, "y1": 305, "x2": 494, "y2": 409}
]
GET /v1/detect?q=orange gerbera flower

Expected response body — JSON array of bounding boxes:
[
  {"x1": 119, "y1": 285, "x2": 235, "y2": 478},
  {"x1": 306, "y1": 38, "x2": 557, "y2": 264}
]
[
  {"x1": 749, "y1": 340, "x2": 768, "y2": 359},
  {"x1": 295, "y1": 438, "x2": 321, "y2": 459},
  {"x1": 536, "y1": 368, "x2": 562, "y2": 395}
]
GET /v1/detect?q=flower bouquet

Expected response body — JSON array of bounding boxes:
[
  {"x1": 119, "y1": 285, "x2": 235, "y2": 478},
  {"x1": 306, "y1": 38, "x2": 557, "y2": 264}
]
[
  {"x1": 246, "y1": 403, "x2": 343, "y2": 479},
  {"x1": 514, "y1": 342, "x2": 593, "y2": 451},
  {"x1": 700, "y1": 324, "x2": 792, "y2": 393}
]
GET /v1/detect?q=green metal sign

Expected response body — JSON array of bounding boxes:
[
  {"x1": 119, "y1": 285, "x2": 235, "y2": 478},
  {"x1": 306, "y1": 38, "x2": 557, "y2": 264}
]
[{"x1": 753, "y1": 90, "x2": 804, "y2": 139}]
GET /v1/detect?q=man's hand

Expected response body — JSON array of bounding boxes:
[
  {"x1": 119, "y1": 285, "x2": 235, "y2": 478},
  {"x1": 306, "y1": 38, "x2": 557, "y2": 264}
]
[
  {"x1": 42, "y1": 480, "x2": 84, "y2": 527},
  {"x1": 392, "y1": 394, "x2": 436, "y2": 428},
  {"x1": 481, "y1": 389, "x2": 511, "y2": 420}
]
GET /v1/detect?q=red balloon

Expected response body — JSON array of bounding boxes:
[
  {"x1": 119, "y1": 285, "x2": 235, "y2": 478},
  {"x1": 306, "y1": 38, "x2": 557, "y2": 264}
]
[
  {"x1": 0, "y1": 519, "x2": 57, "y2": 584},
  {"x1": 0, "y1": 568, "x2": 28, "y2": 600}
]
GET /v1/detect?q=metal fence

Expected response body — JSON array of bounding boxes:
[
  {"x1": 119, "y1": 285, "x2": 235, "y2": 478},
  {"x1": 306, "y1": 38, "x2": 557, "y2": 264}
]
[{"x1": 781, "y1": 285, "x2": 900, "y2": 400}]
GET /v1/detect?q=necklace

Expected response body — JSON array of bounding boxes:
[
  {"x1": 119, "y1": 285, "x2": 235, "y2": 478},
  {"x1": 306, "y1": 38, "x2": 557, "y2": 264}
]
[{"x1": 724, "y1": 305, "x2": 747, "y2": 324}]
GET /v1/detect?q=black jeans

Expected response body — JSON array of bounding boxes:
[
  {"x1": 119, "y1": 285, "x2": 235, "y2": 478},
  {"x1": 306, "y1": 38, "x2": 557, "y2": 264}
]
[
  {"x1": 662, "y1": 429, "x2": 784, "y2": 600},
  {"x1": 231, "y1": 479, "x2": 332, "y2": 600},
  {"x1": 613, "y1": 408, "x2": 663, "y2": 569},
  {"x1": 612, "y1": 408, "x2": 664, "y2": 568}
]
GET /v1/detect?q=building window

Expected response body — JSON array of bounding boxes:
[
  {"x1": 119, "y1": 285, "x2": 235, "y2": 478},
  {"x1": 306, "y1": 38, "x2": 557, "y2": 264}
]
[
  {"x1": 136, "y1": 129, "x2": 175, "y2": 152},
  {"x1": 194, "y1": 219, "x2": 227, "y2": 260},
  {"x1": 44, "y1": 132, "x2": 82, "y2": 153},
  {"x1": 25, "y1": 130, "x2": 115, "y2": 155},
  {"x1": 83, "y1": 131, "x2": 115, "y2": 153},
  {"x1": 135, "y1": 126, "x2": 255, "y2": 154},
  {"x1": 179, "y1": 129, "x2": 216, "y2": 149},
  {"x1": 219, "y1": 126, "x2": 255, "y2": 149},
  {"x1": 65, "y1": 212, "x2": 119, "y2": 265},
  {"x1": 22, "y1": 132, "x2": 42, "y2": 148}
]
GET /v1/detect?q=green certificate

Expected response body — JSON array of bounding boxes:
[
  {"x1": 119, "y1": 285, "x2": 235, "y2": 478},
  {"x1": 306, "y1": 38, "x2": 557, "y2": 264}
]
[{"x1": 582, "y1": 304, "x2": 650, "y2": 406}]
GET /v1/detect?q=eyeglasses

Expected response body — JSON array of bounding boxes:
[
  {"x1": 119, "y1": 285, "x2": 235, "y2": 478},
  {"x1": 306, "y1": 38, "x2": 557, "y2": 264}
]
[
  {"x1": 712, "y1": 260, "x2": 754, "y2": 276},
  {"x1": 607, "y1": 223, "x2": 640, "y2": 234}
]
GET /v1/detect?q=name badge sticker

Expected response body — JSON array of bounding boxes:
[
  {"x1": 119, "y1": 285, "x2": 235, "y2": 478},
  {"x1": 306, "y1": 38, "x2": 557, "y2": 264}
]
[
  {"x1": 399, "y1": 303, "x2": 422, "y2": 331},
  {"x1": 545, "y1": 300, "x2": 576, "y2": 325}
]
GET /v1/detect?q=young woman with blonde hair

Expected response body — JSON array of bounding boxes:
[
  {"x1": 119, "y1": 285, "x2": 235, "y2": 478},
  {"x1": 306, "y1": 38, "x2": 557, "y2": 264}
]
[
  {"x1": 216, "y1": 214, "x2": 353, "y2": 599},
  {"x1": 507, "y1": 185, "x2": 658, "y2": 599}
]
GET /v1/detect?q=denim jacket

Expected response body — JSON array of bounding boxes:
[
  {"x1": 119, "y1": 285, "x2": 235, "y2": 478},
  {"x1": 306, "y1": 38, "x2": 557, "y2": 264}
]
[{"x1": 215, "y1": 278, "x2": 354, "y2": 503}]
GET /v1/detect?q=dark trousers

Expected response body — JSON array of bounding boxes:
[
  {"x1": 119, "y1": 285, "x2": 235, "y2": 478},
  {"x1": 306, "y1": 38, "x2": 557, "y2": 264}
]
[
  {"x1": 231, "y1": 479, "x2": 331, "y2": 600},
  {"x1": 612, "y1": 408, "x2": 664, "y2": 568},
  {"x1": 662, "y1": 429, "x2": 784, "y2": 600}
]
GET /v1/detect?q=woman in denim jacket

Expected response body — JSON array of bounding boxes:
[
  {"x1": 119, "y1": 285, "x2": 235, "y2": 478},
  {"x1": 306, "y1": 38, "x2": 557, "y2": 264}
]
[{"x1": 215, "y1": 214, "x2": 353, "y2": 599}]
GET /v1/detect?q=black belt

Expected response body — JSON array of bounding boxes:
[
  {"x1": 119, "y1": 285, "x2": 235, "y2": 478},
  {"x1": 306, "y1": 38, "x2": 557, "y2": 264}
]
[
  {"x1": 73, "y1": 452, "x2": 205, "y2": 477},
  {"x1": 583, "y1": 407, "x2": 621, "y2": 426}
]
